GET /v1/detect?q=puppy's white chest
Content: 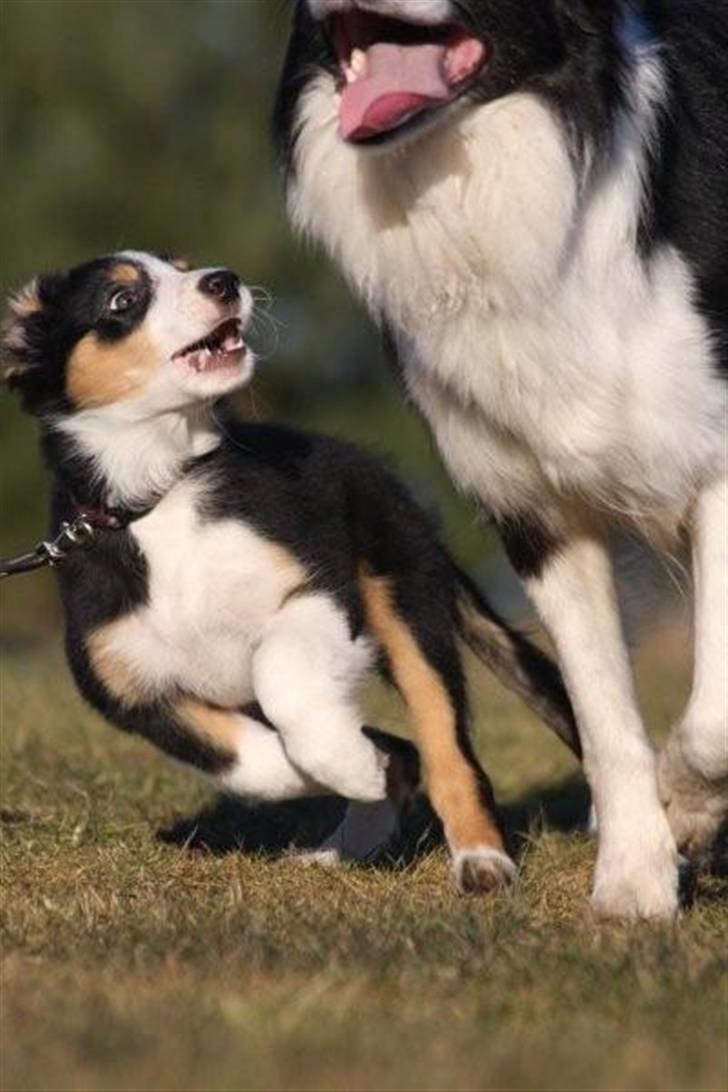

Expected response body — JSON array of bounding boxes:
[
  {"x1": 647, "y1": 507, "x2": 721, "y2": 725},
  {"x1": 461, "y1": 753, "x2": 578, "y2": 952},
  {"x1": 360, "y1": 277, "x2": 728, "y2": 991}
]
[{"x1": 111, "y1": 483, "x2": 304, "y2": 706}]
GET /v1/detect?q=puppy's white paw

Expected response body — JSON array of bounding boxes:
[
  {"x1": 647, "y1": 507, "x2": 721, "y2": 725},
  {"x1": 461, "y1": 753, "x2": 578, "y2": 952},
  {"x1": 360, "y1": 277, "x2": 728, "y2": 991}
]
[
  {"x1": 287, "y1": 847, "x2": 343, "y2": 868},
  {"x1": 591, "y1": 836, "x2": 679, "y2": 921},
  {"x1": 287, "y1": 735, "x2": 388, "y2": 803},
  {"x1": 452, "y1": 847, "x2": 517, "y2": 895},
  {"x1": 658, "y1": 736, "x2": 728, "y2": 860}
]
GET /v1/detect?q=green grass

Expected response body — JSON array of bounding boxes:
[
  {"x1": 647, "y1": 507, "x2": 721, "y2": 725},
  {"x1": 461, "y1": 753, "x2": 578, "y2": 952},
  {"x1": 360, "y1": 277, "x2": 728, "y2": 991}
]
[{"x1": 1, "y1": 620, "x2": 726, "y2": 1092}]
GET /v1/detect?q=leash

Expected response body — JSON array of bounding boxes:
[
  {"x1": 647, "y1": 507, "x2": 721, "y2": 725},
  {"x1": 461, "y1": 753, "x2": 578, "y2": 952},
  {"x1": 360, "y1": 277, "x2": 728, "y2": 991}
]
[{"x1": 0, "y1": 506, "x2": 133, "y2": 580}]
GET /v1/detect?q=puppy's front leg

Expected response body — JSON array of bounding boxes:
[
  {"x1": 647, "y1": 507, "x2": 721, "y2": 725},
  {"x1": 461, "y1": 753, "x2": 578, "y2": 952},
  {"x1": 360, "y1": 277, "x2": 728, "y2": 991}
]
[
  {"x1": 502, "y1": 519, "x2": 678, "y2": 920},
  {"x1": 659, "y1": 475, "x2": 728, "y2": 858},
  {"x1": 253, "y1": 594, "x2": 388, "y2": 802}
]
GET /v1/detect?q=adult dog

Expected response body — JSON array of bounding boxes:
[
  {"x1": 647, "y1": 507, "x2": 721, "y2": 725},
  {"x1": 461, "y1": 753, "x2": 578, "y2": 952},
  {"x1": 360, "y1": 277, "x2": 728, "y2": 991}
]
[{"x1": 276, "y1": 0, "x2": 728, "y2": 919}]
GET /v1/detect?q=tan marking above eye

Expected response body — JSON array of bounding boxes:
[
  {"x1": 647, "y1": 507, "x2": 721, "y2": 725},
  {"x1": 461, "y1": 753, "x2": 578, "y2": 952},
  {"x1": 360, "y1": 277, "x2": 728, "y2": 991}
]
[
  {"x1": 67, "y1": 328, "x2": 158, "y2": 409},
  {"x1": 171, "y1": 258, "x2": 191, "y2": 272},
  {"x1": 108, "y1": 262, "x2": 142, "y2": 285}
]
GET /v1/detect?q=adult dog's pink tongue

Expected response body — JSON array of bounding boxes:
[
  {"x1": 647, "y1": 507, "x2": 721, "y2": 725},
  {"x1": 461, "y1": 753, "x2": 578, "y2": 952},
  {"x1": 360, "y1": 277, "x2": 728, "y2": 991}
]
[{"x1": 340, "y1": 41, "x2": 451, "y2": 141}]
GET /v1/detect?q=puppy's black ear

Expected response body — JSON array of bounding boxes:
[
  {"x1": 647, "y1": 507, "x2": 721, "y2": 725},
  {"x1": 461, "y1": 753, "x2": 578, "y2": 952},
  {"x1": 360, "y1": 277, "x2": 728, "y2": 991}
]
[{"x1": 2, "y1": 273, "x2": 65, "y2": 402}]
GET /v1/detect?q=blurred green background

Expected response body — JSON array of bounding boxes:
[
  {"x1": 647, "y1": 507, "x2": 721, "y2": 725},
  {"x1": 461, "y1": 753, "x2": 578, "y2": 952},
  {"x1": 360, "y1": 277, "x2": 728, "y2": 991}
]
[{"x1": 0, "y1": 0, "x2": 500, "y2": 640}]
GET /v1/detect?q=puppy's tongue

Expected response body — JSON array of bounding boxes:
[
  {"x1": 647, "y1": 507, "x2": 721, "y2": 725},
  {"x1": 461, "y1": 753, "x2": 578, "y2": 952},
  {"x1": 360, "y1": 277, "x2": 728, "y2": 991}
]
[{"x1": 339, "y1": 36, "x2": 485, "y2": 142}]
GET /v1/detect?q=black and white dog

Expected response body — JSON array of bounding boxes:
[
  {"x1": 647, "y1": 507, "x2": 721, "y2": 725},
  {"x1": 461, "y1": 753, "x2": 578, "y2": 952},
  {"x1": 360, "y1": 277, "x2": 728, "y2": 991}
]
[
  {"x1": 2, "y1": 251, "x2": 579, "y2": 890},
  {"x1": 276, "y1": 0, "x2": 728, "y2": 918}
]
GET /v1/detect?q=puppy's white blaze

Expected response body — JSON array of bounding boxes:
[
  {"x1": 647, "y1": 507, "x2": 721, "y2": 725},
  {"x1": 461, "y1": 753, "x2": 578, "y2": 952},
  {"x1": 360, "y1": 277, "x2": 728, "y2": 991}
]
[
  {"x1": 120, "y1": 250, "x2": 253, "y2": 358},
  {"x1": 253, "y1": 594, "x2": 387, "y2": 802}
]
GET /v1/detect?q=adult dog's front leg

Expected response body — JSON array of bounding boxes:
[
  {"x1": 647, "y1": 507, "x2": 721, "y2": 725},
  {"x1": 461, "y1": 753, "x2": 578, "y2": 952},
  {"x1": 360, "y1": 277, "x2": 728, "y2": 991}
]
[
  {"x1": 502, "y1": 520, "x2": 678, "y2": 920},
  {"x1": 659, "y1": 476, "x2": 728, "y2": 859}
]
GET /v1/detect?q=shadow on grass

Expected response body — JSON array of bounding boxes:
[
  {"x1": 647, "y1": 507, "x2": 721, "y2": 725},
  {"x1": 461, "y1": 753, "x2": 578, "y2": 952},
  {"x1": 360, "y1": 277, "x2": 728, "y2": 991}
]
[
  {"x1": 156, "y1": 772, "x2": 593, "y2": 866},
  {"x1": 156, "y1": 774, "x2": 728, "y2": 918}
]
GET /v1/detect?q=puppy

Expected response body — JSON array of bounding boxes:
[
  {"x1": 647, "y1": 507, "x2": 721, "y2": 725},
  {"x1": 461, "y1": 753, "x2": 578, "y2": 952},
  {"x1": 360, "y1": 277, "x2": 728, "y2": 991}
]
[
  {"x1": 276, "y1": 0, "x2": 728, "y2": 917},
  {"x1": 2, "y1": 250, "x2": 578, "y2": 890}
]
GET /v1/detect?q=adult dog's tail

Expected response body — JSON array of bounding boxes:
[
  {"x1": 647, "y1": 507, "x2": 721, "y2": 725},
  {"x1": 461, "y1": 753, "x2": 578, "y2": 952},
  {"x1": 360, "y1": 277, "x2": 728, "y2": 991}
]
[{"x1": 455, "y1": 568, "x2": 582, "y2": 758}]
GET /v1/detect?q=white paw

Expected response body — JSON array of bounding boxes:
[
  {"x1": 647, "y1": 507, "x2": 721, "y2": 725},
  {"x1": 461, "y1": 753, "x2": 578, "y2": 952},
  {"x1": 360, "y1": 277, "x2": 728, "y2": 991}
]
[
  {"x1": 658, "y1": 736, "x2": 728, "y2": 859},
  {"x1": 591, "y1": 838, "x2": 679, "y2": 921},
  {"x1": 286, "y1": 735, "x2": 388, "y2": 803},
  {"x1": 452, "y1": 847, "x2": 517, "y2": 895},
  {"x1": 286, "y1": 847, "x2": 343, "y2": 868}
]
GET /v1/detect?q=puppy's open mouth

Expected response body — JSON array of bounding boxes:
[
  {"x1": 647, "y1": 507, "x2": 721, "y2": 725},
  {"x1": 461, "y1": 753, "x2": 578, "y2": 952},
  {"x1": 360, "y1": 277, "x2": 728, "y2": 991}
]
[
  {"x1": 173, "y1": 318, "x2": 246, "y2": 373},
  {"x1": 330, "y1": 11, "x2": 488, "y2": 143}
]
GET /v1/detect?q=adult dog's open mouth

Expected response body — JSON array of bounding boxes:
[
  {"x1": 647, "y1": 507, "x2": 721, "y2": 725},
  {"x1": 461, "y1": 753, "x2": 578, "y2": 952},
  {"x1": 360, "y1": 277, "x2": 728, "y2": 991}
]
[
  {"x1": 330, "y1": 10, "x2": 487, "y2": 143},
  {"x1": 173, "y1": 318, "x2": 246, "y2": 373}
]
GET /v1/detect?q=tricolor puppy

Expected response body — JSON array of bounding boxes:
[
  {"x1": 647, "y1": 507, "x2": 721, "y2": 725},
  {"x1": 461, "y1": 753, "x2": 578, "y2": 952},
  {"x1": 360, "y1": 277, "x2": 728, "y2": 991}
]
[
  {"x1": 2, "y1": 251, "x2": 578, "y2": 890},
  {"x1": 276, "y1": 0, "x2": 728, "y2": 917}
]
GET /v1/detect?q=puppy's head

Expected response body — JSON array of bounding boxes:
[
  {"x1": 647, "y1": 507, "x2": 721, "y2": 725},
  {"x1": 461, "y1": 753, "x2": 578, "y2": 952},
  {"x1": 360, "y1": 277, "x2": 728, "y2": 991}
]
[
  {"x1": 2, "y1": 251, "x2": 254, "y2": 419},
  {"x1": 285, "y1": 0, "x2": 618, "y2": 148}
]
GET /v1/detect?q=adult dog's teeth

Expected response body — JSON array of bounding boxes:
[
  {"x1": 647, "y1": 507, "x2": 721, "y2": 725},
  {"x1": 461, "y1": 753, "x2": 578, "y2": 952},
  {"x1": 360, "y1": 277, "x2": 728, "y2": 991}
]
[{"x1": 350, "y1": 48, "x2": 367, "y2": 77}]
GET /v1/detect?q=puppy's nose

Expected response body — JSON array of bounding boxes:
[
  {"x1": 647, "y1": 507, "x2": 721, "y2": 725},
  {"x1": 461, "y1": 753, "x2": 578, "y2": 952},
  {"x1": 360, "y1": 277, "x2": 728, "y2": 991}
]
[{"x1": 198, "y1": 269, "x2": 240, "y2": 304}]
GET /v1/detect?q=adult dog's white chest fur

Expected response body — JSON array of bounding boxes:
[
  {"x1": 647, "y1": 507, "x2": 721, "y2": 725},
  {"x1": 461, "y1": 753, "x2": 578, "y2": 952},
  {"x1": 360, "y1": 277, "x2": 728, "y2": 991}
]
[
  {"x1": 291, "y1": 58, "x2": 726, "y2": 535},
  {"x1": 104, "y1": 481, "x2": 307, "y2": 707}
]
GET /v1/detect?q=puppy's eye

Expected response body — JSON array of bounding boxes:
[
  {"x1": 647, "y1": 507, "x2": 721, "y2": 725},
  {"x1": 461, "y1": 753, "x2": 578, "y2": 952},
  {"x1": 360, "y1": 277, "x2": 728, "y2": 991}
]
[{"x1": 108, "y1": 288, "x2": 137, "y2": 314}]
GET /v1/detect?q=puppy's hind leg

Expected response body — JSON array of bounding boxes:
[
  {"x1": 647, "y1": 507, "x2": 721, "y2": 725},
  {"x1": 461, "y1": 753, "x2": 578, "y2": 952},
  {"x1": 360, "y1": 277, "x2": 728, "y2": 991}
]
[{"x1": 360, "y1": 570, "x2": 515, "y2": 894}]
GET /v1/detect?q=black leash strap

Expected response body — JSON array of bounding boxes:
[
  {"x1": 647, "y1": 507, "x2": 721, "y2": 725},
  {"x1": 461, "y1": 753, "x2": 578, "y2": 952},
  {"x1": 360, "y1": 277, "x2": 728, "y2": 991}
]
[{"x1": 0, "y1": 514, "x2": 98, "y2": 580}]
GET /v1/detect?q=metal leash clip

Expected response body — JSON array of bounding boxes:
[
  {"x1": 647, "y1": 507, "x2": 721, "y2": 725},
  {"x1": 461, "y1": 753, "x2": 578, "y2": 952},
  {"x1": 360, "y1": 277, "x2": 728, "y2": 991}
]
[{"x1": 37, "y1": 514, "x2": 97, "y2": 565}]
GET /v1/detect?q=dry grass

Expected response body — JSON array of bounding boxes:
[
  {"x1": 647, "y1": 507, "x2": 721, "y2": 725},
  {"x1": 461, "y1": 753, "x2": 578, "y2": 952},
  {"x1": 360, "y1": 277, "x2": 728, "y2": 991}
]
[{"x1": 1, "y1": 618, "x2": 726, "y2": 1092}]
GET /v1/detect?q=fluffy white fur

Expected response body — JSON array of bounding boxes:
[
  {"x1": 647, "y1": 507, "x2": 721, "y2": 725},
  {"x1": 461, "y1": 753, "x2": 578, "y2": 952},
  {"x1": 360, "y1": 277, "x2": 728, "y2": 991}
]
[
  {"x1": 82, "y1": 476, "x2": 385, "y2": 802},
  {"x1": 289, "y1": 10, "x2": 727, "y2": 916},
  {"x1": 219, "y1": 709, "x2": 323, "y2": 800},
  {"x1": 253, "y1": 594, "x2": 385, "y2": 801},
  {"x1": 524, "y1": 534, "x2": 679, "y2": 919},
  {"x1": 290, "y1": 62, "x2": 724, "y2": 535}
]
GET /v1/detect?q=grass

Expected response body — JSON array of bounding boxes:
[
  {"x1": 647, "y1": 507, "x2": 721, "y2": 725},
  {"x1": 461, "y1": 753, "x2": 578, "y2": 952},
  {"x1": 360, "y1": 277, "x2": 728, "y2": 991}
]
[{"x1": 1, "y1": 616, "x2": 726, "y2": 1092}]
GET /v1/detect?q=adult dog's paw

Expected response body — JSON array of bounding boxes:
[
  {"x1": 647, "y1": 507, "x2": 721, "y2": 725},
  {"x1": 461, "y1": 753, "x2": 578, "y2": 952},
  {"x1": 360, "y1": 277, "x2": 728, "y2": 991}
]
[{"x1": 658, "y1": 737, "x2": 728, "y2": 861}]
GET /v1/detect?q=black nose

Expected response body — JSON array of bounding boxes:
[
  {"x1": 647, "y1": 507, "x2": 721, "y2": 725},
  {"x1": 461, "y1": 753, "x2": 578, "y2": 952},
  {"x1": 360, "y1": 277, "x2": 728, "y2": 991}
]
[{"x1": 198, "y1": 269, "x2": 240, "y2": 304}]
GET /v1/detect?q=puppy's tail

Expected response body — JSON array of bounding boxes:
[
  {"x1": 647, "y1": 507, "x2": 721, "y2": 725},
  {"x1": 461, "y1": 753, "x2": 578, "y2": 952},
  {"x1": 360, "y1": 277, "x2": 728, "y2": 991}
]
[{"x1": 455, "y1": 567, "x2": 582, "y2": 759}]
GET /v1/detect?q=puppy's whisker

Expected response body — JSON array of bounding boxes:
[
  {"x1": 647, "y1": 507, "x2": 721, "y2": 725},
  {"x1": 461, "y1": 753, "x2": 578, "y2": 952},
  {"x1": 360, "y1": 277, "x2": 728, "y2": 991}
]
[{"x1": 247, "y1": 306, "x2": 282, "y2": 360}]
